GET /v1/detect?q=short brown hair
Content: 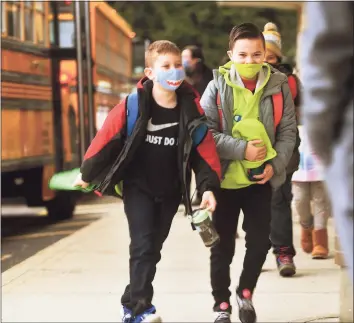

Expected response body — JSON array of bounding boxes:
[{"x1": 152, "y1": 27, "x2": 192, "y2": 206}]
[
  {"x1": 145, "y1": 40, "x2": 181, "y2": 67},
  {"x1": 229, "y1": 23, "x2": 265, "y2": 50}
]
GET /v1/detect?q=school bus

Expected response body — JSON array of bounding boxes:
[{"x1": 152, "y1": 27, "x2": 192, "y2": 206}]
[{"x1": 1, "y1": 1, "x2": 134, "y2": 220}]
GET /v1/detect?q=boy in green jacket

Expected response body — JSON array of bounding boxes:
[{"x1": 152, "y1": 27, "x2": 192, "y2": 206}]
[{"x1": 200, "y1": 23, "x2": 296, "y2": 323}]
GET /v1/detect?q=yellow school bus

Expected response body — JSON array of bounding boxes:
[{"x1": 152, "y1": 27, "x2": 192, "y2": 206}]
[{"x1": 1, "y1": 1, "x2": 134, "y2": 220}]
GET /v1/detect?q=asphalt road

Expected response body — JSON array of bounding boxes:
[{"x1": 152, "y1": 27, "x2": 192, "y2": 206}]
[{"x1": 1, "y1": 196, "x2": 119, "y2": 273}]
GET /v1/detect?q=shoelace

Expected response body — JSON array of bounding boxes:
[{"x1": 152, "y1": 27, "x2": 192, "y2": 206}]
[
  {"x1": 278, "y1": 247, "x2": 293, "y2": 264},
  {"x1": 240, "y1": 298, "x2": 254, "y2": 310},
  {"x1": 216, "y1": 312, "x2": 230, "y2": 321},
  {"x1": 279, "y1": 254, "x2": 293, "y2": 264},
  {"x1": 123, "y1": 316, "x2": 133, "y2": 323},
  {"x1": 237, "y1": 290, "x2": 254, "y2": 311}
]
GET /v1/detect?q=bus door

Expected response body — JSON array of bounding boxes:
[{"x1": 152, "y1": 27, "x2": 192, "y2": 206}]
[{"x1": 49, "y1": 1, "x2": 94, "y2": 172}]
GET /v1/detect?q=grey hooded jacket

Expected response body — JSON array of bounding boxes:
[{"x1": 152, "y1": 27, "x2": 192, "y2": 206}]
[
  {"x1": 299, "y1": 2, "x2": 353, "y2": 281},
  {"x1": 200, "y1": 65, "x2": 297, "y2": 189}
]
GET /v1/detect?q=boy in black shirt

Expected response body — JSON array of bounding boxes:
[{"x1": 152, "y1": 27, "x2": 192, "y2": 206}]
[{"x1": 74, "y1": 40, "x2": 221, "y2": 323}]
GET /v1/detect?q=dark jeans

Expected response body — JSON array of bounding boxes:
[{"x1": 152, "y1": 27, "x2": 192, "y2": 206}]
[
  {"x1": 121, "y1": 184, "x2": 181, "y2": 314},
  {"x1": 270, "y1": 173, "x2": 296, "y2": 256},
  {"x1": 210, "y1": 184, "x2": 272, "y2": 309}
]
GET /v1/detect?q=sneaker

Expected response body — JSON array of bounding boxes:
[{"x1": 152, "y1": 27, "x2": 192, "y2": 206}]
[
  {"x1": 121, "y1": 305, "x2": 133, "y2": 323},
  {"x1": 214, "y1": 312, "x2": 231, "y2": 323},
  {"x1": 133, "y1": 306, "x2": 162, "y2": 323},
  {"x1": 276, "y1": 247, "x2": 296, "y2": 277},
  {"x1": 236, "y1": 289, "x2": 257, "y2": 323},
  {"x1": 213, "y1": 302, "x2": 232, "y2": 323}
]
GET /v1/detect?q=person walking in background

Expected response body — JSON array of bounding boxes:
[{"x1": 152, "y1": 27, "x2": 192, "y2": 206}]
[
  {"x1": 292, "y1": 125, "x2": 331, "y2": 259},
  {"x1": 299, "y1": 2, "x2": 353, "y2": 282},
  {"x1": 201, "y1": 23, "x2": 296, "y2": 323},
  {"x1": 182, "y1": 45, "x2": 213, "y2": 96},
  {"x1": 263, "y1": 22, "x2": 302, "y2": 277}
]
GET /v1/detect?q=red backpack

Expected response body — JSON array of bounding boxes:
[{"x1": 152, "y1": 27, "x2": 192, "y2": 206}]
[
  {"x1": 215, "y1": 90, "x2": 283, "y2": 133},
  {"x1": 287, "y1": 75, "x2": 298, "y2": 101}
]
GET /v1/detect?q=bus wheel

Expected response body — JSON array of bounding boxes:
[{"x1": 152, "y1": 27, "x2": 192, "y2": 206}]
[{"x1": 45, "y1": 191, "x2": 78, "y2": 221}]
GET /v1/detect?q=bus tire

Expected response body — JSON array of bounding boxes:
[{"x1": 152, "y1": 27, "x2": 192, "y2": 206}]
[{"x1": 45, "y1": 191, "x2": 78, "y2": 221}]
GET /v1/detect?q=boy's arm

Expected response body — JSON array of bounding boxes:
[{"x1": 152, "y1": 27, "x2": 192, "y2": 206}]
[
  {"x1": 80, "y1": 99, "x2": 127, "y2": 183},
  {"x1": 269, "y1": 82, "x2": 297, "y2": 175},
  {"x1": 200, "y1": 81, "x2": 247, "y2": 160},
  {"x1": 189, "y1": 101, "x2": 222, "y2": 195}
]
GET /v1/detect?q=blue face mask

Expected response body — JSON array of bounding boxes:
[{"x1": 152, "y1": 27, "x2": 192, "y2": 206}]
[
  {"x1": 182, "y1": 60, "x2": 190, "y2": 69},
  {"x1": 155, "y1": 68, "x2": 185, "y2": 91}
]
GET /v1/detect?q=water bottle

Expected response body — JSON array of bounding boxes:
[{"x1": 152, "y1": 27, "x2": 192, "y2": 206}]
[
  {"x1": 247, "y1": 163, "x2": 265, "y2": 182},
  {"x1": 190, "y1": 208, "x2": 220, "y2": 248}
]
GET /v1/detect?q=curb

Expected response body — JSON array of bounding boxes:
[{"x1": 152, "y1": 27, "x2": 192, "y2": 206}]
[{"x1": 291, "y1": 314, "x2": 339, "y2": 322}]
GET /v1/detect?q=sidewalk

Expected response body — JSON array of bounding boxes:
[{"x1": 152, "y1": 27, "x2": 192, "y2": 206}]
[{"x1": 2, "y1": 200, "x2": 340, "y2": 322}]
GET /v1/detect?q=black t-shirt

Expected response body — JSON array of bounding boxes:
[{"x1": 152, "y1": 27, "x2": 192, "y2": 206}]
[{"x1": 125, "y1": 98, "x2": 181, "y2": 197}]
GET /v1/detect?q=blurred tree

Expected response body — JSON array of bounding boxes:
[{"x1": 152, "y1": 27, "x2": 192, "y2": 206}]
[{"x1": 107, "y1": 1, "x2": 298, "y2": 69}]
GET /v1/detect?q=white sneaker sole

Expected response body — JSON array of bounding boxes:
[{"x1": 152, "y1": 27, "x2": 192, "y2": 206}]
[{"x1": 141, "y1": 314, "x2": 162, "y2": 323}]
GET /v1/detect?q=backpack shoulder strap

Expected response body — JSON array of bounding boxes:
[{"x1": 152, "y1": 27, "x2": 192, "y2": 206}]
[
  {"x1": 126, "y1": 92, "x2": 139, "y2": 137},
  {"x1": 272, "y1": 91, "x2": 284, "y2": 132},
  {"x1": 215, "y1": 90, "x2": 223, "y2": 131},
  {"x1": 287, "y1": 75, "x2": 298, "y2": 100}
]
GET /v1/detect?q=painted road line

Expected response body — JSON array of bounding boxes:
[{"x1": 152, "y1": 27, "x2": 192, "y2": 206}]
[
  {"x1": 3, "y1": 230, "x2": 76, "y2": 241},
  {"x1": 74, "y1": 205, "x2": 118, "y2": 214},
  {"x1": 48, "y1": 219, "x2": 95, "y2": 228},
  {"x1": 1, "y1": 205, "x2": 114, "y2": 217}
]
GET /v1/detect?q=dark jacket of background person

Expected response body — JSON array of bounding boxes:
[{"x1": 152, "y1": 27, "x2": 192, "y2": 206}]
[
  {"x1": 274, "y1": 63, "x2": 302, "y2": 175},
  {"x1": 299, "y1": 2, "x2": 353, "y2": 282},
  {"x1": 183, "y1": 45, "x2": 213, "y2": 96}
]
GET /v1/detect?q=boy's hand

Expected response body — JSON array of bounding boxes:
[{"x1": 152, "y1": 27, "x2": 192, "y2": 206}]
[
  {"x1": 73, "y1": 173, "x2": 89, "y2": 189},
  {"x1": 253, "y1": 164, "x2": 274, "y2": 184},
  {"x1": 245, "y1": 140, "x2": 267, "y2": 161},
  {"x1": 200, "y1": 191, "x2": 217, "y2": 212}
]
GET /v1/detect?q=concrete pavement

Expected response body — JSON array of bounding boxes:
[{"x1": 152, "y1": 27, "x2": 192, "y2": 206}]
[{"x1": 2, "y1": 200, "x2": 340, "y2": 322}]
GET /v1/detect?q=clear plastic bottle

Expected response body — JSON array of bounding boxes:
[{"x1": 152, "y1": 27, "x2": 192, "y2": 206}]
[{"x1": 191, "y1": 208, "x2": 220, "y2": 248}]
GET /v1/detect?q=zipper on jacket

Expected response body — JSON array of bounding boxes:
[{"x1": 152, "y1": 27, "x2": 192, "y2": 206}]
[
  {"x1": 182, "y1": 135, "x2": 193, "y2": 215},
  {"x1": 182, "y1": 118, "x2": 204, "y2": 215}
]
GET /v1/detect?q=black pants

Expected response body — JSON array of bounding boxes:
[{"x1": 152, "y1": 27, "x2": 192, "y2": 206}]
[
  {"x1": 210, "y1": 184, "x2": 272, "y2": 309},
  {"x1": 270, "y1": 173, "x2": 296, "y2": 256},
  {"x1": 121, "y1": 184, "x2": 181, "y2": 314}
]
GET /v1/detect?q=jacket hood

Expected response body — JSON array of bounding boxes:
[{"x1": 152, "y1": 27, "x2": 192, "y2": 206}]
[
  {"x1": 218, "y1": 61, "x2": 233, "y2": 76},
  {"x1": 218, "y1": 62, "x2": 271, "y2": 93}
]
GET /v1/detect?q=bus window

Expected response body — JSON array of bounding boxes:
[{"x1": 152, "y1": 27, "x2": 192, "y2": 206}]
[
  {"x1": 48, "y1": 1, "x2": 75, "y2": 48},
  {"x1": 49, "y1": 20, "x2": 75, "y2": 48},
  {"x1": 34, "y1": 1, "x2": 46, "y2": 44},
  {"x1": 6, "y1": 1, "x2": 22, "y2": 39},
  {"x1": 2, "y1": 1, "x2": 6, "y2": 34},
  {"x1": 59, "y1": 20, "x2": 75, "y2": 48},
  {"x1": 24, "y1": 1, "x2": 34, "y2": 42}
]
